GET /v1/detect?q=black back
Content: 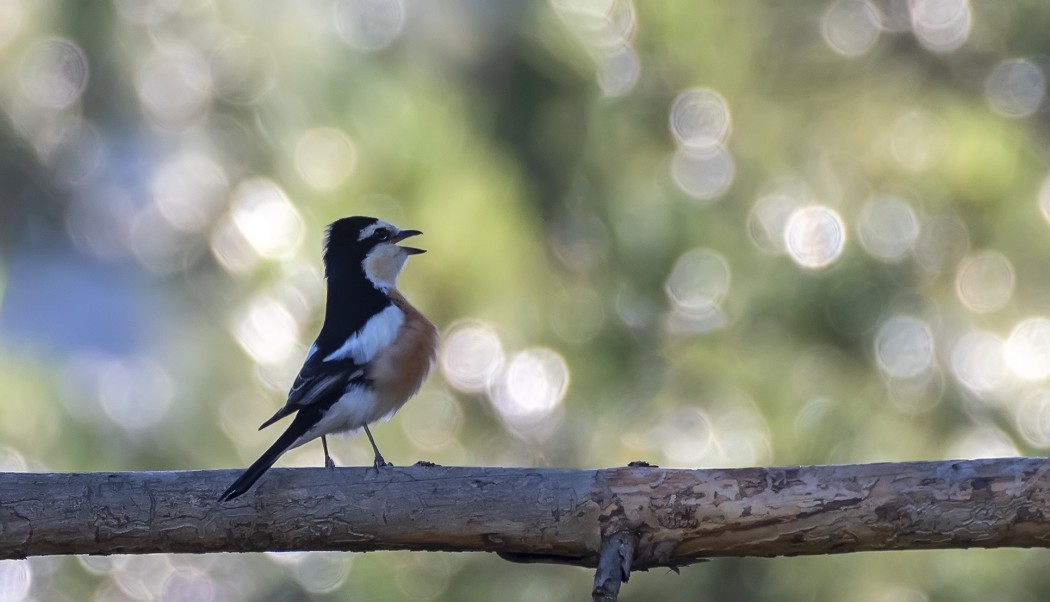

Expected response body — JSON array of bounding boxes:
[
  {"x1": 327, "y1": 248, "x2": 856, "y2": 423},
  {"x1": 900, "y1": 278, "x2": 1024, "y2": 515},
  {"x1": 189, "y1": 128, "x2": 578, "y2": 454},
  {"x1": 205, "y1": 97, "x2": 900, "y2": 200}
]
[{"x1": 316, "y1": 216, "x2": 394, "y2": 349}]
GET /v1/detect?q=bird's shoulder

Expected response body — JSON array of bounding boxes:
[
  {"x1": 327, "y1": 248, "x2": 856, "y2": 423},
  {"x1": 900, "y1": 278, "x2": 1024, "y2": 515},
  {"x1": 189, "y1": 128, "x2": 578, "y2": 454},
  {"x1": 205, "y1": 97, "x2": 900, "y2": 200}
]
[{"x1": 282, "y1": 295, "x2": 403, "y2": 409}]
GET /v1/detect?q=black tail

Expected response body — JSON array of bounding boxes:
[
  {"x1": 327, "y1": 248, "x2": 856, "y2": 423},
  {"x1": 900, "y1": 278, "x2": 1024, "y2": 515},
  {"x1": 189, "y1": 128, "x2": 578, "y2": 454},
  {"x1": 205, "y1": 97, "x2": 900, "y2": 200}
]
[{"x1": 219, "y1": 414, "x2": 312, "y2": 502}]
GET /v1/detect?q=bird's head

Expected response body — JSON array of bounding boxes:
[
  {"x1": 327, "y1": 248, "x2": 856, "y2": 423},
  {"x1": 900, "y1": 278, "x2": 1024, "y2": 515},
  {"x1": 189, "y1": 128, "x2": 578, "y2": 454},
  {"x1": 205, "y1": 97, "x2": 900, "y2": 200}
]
[{"x1": 324, "y1": 216, "x2": 424, "y2": 290}]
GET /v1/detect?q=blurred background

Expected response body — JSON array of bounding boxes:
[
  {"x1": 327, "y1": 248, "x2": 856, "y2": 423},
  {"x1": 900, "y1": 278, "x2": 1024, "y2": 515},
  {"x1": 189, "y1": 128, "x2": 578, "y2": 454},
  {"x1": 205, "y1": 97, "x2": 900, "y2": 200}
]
[{"x1": 1, "y1": 0, "x2": 1050, "y2": 599}]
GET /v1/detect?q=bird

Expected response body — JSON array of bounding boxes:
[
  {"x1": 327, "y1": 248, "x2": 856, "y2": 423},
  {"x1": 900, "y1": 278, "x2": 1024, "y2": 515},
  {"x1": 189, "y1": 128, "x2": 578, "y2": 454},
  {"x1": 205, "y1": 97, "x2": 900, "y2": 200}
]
[{"x1": 219, "y1": 216, "x2": 438, "y2": 502}]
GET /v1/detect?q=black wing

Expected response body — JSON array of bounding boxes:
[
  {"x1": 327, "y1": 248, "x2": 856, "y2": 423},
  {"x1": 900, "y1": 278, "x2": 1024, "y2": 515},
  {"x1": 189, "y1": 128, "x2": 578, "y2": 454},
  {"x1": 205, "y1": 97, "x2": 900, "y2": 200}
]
[{"x1": 258, "y1": 348, "x2": 365, "y2": 430}]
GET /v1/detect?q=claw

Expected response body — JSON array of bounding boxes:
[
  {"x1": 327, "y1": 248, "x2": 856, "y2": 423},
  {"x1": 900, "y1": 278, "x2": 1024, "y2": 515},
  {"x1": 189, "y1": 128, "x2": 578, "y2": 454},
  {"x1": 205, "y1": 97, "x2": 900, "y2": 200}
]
[{"x1": 371, "y1": 454, "x2": 392, "y2": 472}]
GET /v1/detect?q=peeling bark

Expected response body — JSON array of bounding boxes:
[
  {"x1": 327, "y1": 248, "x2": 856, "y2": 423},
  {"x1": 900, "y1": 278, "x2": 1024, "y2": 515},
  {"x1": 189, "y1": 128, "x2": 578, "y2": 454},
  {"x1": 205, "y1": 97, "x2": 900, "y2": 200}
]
[
  {"x1": 592, "y1": 531, "x2": 636, "y2": 601},
  {"x1": 1, "y1": 457, "x2": 1048, "y2": 568}
]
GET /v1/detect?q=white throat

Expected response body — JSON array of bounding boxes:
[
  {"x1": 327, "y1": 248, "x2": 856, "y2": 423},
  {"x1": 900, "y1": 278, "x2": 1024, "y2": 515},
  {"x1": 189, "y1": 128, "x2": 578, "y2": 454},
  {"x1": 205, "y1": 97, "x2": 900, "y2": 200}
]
[{"x1": 363, "y1": 244, "x2": 409, "y2": 292}]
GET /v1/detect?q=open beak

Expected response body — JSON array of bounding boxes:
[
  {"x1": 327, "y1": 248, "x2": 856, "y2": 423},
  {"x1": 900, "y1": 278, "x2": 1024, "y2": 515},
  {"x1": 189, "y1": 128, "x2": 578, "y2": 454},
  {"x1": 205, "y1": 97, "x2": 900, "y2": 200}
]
[{"x1": 393, "y1": 229, "x2": 425, "y2": 255}]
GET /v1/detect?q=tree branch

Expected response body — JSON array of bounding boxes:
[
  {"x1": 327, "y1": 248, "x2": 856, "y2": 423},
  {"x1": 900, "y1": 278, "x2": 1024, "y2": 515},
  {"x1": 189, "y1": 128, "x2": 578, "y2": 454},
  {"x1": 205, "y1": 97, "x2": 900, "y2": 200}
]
[
  {"x1": 2, "y1": 457, "x2": 1049, "y2": 568},
  {"x1": 592, "y1": 531, "x2": 636, "y2": 601}
]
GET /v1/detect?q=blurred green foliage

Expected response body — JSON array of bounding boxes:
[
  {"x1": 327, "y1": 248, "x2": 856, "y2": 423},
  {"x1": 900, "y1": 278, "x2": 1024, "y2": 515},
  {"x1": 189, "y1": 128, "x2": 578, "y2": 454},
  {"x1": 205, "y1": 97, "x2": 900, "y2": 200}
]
[{"x1": 1, "y1": 0, "x2": 1050, "y2": 600}]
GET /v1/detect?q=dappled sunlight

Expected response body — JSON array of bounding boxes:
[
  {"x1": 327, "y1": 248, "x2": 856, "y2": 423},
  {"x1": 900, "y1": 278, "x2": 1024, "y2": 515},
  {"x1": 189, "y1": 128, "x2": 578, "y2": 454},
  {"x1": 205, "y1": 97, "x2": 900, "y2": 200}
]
[
  {"x1": 1016, "y1": 390, "x2": 1050, "y2": 448},
  {"x1": 135, "y1": 44, "x2": 213, "y2": 127},
  {"x1": 955, "y1": 250, "x2": 1015, "y2": 314},
  {"x1": 822, "y1": 0, "x2": 881, "y2": 58},
  {"x1": 950, "y1": 331, "x2": 1011, "y2": 395},
  {"x1": 551, "y1": 0, "x2": 640, "y2": 98},
  {"x1": 670, "y1": 88, "x2": 731, "y2": 152},
  {"x1": 664, "y1": 248, "x2": 730, "y2": 318},
  {"x1": 440, "y1": 321, "x2": 505, "y2": 394},
  {"x1": 1005, "y1": 318, "x2": 1050, "y2": 381},
  {"x1": 911, "y1": 0, "x2": 971, "y2": 52},
  {"x1": 785, "y1": 205, "x2": 847, "y2": 269},
  {"x1": 294, "y1": 127, "x2": 358, "y2": 191},
  {"x1": 151, "y1": 152, "x2": 229, "y2": 234},
  {"x1": 2, "y1": 0, "x2": 1050, "y2": 599},
  {"x1": 335, "y1": 0, "x2": 407, "y2": 52},
  {"x1": 488, "y1": 347, "x2": 570, "y2": 431},
  {"x1": 0, "y1": 560, "x2": 31, "y2": 602},
  {"x1": 669, "y1": 87, "x2": 735, "y2": 201},
  {"x1": 18, "y1": 38, "x2": 89, "y2": 110},
  {"x1": 232, "y1": 294, "x2": 302, "y2": 366},
  {"x1": 290, "y1": 552, "x2": 353, "y2": 595},
  {"x1": 664, "y1": 248, "x2": 731, "y2": 335},
  {"x1": 875, "y1": 315, "x2": 935, "y2": 380},
  {"x1": 914, "y1": 215, "x2": 970, "y2": 274},
  {"x1": 856, "y1": 195, "x2": 919, "y2": 262},
  {"x1": 984, "y1": 58, "x2": 1045, "y2": 118},
  {"x1": 58, "y1": 353, "x2": 174, "y2": 434},
  {"x1": 400, "y1": 392, "x2": 463, "y2": 453},
  {"x1": 949, "y1": 426, "x2": 1018, "y2": 459},
  {"x1": 228, "y1": 178, "x2": 305, "y2": 261},
  {"x1": 648, "y1": 392, "x2": 771, "y2": 468}
]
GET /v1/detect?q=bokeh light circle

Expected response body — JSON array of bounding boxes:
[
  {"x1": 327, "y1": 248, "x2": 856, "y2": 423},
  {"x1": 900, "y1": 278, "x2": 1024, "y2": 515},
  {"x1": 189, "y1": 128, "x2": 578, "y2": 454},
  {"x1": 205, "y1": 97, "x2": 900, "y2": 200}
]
[
  {"x1": 784, "y1": 205, "x2": 846, "y2": 269},
  {"x1": 0, "y1": 560, "x2": 31, "y2": 602},
  {"x1": 915, "y1": 215, "x2": 969, "y2": 273},
  {"x1": 1016, "y1": 389, "x2": 1050, "y2": 447},
  {"x1": 294, "y1": 127, "x2": 357, "y2": 191},
  {"x1": 950, "y1": 331, "x2": 1010, "y2": 393},
  {"x1": 669, "y1": 87, "x2": 731, "y2": 151},
  {"x1": 670, "y1": 146, "x2": 735, "y2": 202},
  {"x1": 910, "y1": 0, "x2": 972, "y2": 53},
  {"x1": 875, "y1": 315, "x2": 934, "y2": 379},
  {"x1": 334, "y1": 0, "x2": 406, "y2": 52},
  {"x1": 233, "y1": 296, "x2": 301, "y2": 365},
  {"x1": 599, "y1": 43, "x2": 641, "y2": 98},
  {"x1": 489, "y1": 348, "x2": 569, "y2": 425},
  {"x1": 136, "y1": 45, "x2": 213, "y2": 126},
  {"x1": 659, "y1": 408, "x2": 714, "y2": 464},
  {"x1": 229, "y1": 178, "x2": 305, "y2": 261},
  {"x1": 19, "y1": 38, "x2": 89, "y2": 109},
  {"x1": 748, "y1": 193, "x2": 799, "y2": 255},
  {"x1": 152, "y1": 152, "x2": 228, "y2": 233},
  {"x1": 1005, "y1": 318, "x2": 1050, "y2": 380},
  {"x1": 985, "y1": 58, "x2": 1046, "y2": 118},
  {"x1": 664, "y1": 248, "x2": 731, "y2": 316},
  {"x1": 440, "y1": 322, "x2": 504, "y2": 394},
  {"x1": 856, "y1": 195, "x2": 919, "y2": 261},
  {"x1": 822, "y1": 0, "x2": 881, "y2": 57},
  {"x1": 955, "y1": 250, "x2": 1015, "y2": 313}
]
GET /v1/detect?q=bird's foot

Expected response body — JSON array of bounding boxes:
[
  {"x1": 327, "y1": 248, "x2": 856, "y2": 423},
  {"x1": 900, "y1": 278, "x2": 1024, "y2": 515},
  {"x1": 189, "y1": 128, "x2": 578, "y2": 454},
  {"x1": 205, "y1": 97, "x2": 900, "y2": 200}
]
[
  {"x1": 371, "y1": 455, "x2": 392, "y2": 473},
  {"x1": 324, "y1": 456, "x2": 336, "y2": 470}
]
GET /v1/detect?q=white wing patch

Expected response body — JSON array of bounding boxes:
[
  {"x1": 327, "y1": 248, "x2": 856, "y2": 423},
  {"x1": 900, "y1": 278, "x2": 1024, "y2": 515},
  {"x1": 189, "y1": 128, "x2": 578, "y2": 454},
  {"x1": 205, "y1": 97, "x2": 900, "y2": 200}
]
[{"x1": 323, "y1": 304, "x2": 404, "y2": 364}]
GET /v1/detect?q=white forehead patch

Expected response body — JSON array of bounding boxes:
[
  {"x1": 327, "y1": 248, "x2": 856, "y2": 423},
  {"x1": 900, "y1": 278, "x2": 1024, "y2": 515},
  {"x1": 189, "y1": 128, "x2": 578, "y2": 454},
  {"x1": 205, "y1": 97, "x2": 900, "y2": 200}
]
[{"x1": 358, "y1": 219, "x2": 399, "y2": 241}]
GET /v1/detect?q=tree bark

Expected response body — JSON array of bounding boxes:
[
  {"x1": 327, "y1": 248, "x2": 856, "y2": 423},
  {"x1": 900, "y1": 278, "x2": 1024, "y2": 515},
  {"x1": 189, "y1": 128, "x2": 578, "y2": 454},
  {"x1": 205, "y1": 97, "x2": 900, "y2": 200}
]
[{"x1": 2, "y1": 457, "x2": 1049, "y2": 569}]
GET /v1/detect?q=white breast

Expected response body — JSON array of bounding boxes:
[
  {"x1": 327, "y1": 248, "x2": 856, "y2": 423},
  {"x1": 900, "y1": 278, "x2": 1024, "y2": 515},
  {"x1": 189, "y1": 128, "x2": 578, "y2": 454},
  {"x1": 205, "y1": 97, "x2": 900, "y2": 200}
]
[{"x1": 323, "y1": 304, "x2": 404, "y2": 364}]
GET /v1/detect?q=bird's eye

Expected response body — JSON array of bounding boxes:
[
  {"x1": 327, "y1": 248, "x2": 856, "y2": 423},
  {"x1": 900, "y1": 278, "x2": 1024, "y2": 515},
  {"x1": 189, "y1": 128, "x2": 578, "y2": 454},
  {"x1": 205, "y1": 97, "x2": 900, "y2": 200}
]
[{"x1": 374, "y1": 228, "x2": 391, "y2": 241}]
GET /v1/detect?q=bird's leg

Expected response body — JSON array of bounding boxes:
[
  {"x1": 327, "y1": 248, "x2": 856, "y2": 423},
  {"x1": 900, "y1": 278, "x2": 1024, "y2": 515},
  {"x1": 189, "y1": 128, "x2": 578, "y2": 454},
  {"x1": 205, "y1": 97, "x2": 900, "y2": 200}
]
[
  {"x1": 362, "y1": 424, "x2": 391, "y2": 470},
  {"x1": 322, "y1": 435, "x2": 335, "y2": 469}
]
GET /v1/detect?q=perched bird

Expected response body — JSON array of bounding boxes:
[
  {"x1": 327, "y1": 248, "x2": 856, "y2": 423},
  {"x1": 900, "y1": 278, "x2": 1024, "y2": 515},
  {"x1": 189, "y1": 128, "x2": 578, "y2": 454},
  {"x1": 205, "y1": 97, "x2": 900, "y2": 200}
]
[{"x1": 219, "y1": 216, "x2": 438, "y2": 502}]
